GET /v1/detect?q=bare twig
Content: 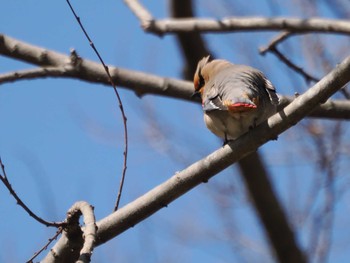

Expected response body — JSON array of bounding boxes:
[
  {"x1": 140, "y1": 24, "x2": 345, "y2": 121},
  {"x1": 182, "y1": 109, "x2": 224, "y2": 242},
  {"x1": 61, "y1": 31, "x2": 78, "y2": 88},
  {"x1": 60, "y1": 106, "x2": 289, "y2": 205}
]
[
  {"x1": 1, "y1": 34, "x2": 349, "y2": 120},
  {"x1": 0, "y1": 157, "x2": 66, "y2": 227},
  {"x1": 46, "y1": 54, "x2": 350, "y2": 263},
  {"x1": 259, "y1": 31, "x2": 293, "y2": 55},
  {"x1": 260, "y1": 32, "x2": 350, "y2": 97},
  {"x1": 66, "y1": 0, "x2": 128, "y2": 211},
  {"x1": 27, "y1": 228, "x2": 63, "y2": 263},
  {"x1": 270, "y1": 46, "x2": 319, "y2": 83}
]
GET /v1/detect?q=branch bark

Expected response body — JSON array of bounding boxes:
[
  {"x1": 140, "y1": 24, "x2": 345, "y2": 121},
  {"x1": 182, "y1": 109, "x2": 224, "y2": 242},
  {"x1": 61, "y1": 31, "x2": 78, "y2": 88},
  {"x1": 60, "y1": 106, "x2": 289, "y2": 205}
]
[{"x1": 1, "y1": 34, "x2": 349, "y2": 120}]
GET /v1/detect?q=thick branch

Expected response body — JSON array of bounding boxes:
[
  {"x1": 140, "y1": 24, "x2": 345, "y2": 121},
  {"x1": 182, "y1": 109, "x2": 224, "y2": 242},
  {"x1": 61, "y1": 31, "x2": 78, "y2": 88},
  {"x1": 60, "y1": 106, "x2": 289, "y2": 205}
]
[
  {"x1": 169, "y1": 0, "x2": 212, "y2": 79},
  {"x1": 1, "y1": 34, "x2": 349, "y2": 120},
  {"x1": 238, "y1": 153, "x2": 305, "y2": 263},
  {"x1": 45, "y1": 54, "x2": 350, "y2": 262}
]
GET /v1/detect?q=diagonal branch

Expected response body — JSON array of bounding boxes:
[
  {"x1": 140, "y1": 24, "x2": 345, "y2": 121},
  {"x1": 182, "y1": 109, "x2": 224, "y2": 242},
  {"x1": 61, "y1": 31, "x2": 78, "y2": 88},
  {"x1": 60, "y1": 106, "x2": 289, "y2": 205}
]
[
  {"x1": 43, "y1": 53, "x2": 350, "y2": 263},
  {"x1": 260, "y1": 31, "x2": 294, "y2": 54},
  {"x1": 260, "y1": 32, "x2": 350, "y2": 97},
  {"x1": 260, "y1": 32, "x2": 320, "y2": 84},
  {"x1": 270, "y1": 46, "x2": 319, "y2": 83}
]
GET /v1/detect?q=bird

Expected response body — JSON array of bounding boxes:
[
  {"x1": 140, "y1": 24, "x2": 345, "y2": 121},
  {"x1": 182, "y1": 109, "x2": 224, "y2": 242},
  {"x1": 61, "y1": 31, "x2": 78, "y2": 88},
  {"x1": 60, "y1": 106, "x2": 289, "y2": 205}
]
[{"x1": 193, "y1": 56, "x2": 279, "y2": 143}]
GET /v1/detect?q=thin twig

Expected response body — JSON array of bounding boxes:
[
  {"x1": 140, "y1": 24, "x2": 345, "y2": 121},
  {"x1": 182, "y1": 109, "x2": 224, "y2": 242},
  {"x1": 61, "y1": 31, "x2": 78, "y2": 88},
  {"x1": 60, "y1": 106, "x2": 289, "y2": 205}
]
[
  {"x1": 27, "y1": 228, "x2": 63, "y2": 263},
  {"x1": 259, "y1": 31, "x2": 293, "y2": 55},
  {"x1": 66, "y1": 0, "x2": 128, "y2": 211},
  {"x1": 0, "y1": 157, "x2": 66, "y2": 227},
  {"x1": 260, "y1": 31, "x2": 350, "y2": 98},
  {"x1": 270, "y1": 46, "x2": 319, "y2": 83}
]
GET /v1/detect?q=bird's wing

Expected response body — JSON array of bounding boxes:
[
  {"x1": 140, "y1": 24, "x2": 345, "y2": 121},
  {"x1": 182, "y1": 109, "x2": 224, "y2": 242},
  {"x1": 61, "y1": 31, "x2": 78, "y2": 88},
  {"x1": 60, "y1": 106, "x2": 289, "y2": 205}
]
[
  {"x1": 202, "y1": 85, "x2": 227, "y2": 112},
  {"x1": 264, "y1": 79, "x2": 279, "y2": 106}
]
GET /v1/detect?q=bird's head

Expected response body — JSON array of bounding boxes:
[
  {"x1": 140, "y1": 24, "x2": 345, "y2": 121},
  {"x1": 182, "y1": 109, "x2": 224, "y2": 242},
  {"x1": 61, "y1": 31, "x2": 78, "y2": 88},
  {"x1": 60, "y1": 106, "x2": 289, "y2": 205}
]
[
  {"x1": 193, "y1": 56, "x2": 233, "y2": 99},
  {"x1": 192, "y1": 56, "x2": 210, "y2": 99}
]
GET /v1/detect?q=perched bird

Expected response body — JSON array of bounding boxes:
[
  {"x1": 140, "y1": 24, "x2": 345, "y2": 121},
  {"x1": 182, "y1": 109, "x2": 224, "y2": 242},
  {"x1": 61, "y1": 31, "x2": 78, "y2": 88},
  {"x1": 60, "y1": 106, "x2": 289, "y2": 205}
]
[{"x1": 193, "y1": 56, "x2": 279, "y2": 143}]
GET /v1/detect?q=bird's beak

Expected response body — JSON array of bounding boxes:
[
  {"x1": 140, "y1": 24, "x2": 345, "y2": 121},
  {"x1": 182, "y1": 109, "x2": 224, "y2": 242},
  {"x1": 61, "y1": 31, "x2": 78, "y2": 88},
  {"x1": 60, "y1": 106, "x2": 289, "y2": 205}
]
[{"x1": 191, "y1": 91, "x2": 202, "y2": 100}]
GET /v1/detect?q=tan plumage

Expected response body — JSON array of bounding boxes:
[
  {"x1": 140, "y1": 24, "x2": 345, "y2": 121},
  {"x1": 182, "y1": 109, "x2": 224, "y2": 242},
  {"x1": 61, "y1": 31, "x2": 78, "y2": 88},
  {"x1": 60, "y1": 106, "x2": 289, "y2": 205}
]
[{"x1": 193, "y1": 56, "x2": 279, "y2": 142}]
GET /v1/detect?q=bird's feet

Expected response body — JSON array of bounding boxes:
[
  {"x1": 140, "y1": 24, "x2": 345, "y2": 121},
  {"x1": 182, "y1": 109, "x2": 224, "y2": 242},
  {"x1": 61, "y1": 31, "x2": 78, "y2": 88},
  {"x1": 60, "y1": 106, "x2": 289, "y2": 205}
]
[{"x1": 222, "y1": 134, "x2": 232, "y2": 146}]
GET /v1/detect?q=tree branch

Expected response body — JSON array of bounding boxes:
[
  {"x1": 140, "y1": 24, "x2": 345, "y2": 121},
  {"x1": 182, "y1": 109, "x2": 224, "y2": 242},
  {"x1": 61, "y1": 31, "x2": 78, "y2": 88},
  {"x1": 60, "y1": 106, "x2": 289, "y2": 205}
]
[
  {"x1": 123, "y1": 0, "x2": 153, "y2": 29},
  {"x1": 169, "y1": 0, "x2": 213, "y2": 79},
  {"x1": 42, "y1": 201, "x2": 96, "y2": 263},
  {"x1": 0, "y1": 34, "x2": 191, "y2": 100},
  {"x1": 43, "y1": 53, "x2": 350, "y2": 263},
  {"x1": 260, "y1": 32, "x2": 294, "y2": 54},
  {"x1": 0, "y1": 67, "x2": 75, "y2": 83},
  {"x1": 0, "y1": 157, "x2": 66, "y2": 228},
  {"x1": 123, "y1": 0, "x2": 350, "y2": 35},
  {"x1": 278, "y1": 96, "x2": 350, "y2": 119},
  {"x1": 1, "y1": 34, "x2": 349, "y2": 120},
  {"x1": 270, "y1": 46, "x2": 319, "y2": 83}
]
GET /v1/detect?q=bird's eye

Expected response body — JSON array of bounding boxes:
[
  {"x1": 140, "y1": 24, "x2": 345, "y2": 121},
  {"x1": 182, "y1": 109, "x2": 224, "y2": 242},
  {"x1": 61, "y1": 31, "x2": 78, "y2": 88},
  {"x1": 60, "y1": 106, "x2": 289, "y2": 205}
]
[{"x1": 198, "y1": 71, "x2": 205, "y2": 89}]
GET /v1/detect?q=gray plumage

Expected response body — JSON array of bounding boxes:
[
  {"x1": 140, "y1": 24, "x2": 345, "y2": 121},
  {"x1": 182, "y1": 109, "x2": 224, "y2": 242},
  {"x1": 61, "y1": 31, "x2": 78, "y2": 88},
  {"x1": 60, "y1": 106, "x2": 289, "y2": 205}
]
[{"x1": 194, "y1": 56, "x2": 279, "y2": 141}]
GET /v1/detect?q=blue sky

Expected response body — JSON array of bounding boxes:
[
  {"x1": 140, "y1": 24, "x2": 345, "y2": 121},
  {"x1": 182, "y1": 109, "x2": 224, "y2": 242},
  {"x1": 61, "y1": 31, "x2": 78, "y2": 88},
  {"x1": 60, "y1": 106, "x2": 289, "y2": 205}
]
[{"x1": 0, "y1": 1, "x2": 349, "y2": 262}]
